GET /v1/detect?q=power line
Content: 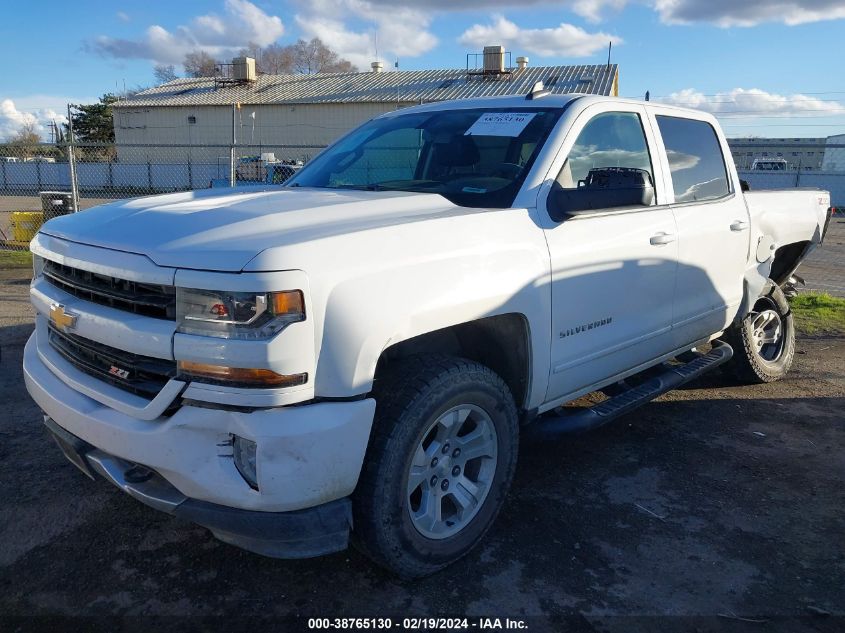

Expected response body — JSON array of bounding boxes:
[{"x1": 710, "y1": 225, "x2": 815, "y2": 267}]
[
  {"x1": 720, "y1": 123, "x2": 845, "y2": 128},
  {"x1": 646, "y1": 91, "x2": 845, "y2": 98}
]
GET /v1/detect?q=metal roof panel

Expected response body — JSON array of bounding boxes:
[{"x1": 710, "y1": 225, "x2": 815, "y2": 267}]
[{"x1": 115, "y1": 65, "x2": 619, "y2": 108}]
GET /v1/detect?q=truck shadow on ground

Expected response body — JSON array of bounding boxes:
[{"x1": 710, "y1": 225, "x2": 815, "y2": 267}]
[{"x1": 1, "y1": 323, "x2": 842, "y2": 624}]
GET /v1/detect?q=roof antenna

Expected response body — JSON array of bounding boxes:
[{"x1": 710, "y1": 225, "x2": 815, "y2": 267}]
[
  {"x1": 645, "y1": 90, "x2": 650, "y2": 102},
  {"x1": 526, "y1": 80, "x2": 550, "y2": 100},
  {"x1": 606, "y1": 41, "x2": 612, "y2": 72}
]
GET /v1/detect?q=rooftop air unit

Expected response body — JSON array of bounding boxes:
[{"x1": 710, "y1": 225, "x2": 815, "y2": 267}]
[{"x1": 232, "y1": 57, "x2": 257, "y2": 82}]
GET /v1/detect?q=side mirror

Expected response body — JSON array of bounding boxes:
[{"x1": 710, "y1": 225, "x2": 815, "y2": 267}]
[{"x1": 548, "y1": 167, "x2": 655, "y2": 222}]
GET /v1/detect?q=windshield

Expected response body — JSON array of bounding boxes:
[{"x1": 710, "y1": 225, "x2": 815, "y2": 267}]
[{"x1": 287, "y1": 107, "x2": 564, "y2": 208}]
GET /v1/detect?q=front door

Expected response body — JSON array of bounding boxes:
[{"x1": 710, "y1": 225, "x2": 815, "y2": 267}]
[{"x1": 542, "y1": 107, "x2": 678, "y2": 404}]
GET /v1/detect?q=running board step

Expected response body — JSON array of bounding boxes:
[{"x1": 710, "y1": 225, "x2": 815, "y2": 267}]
[{"x1": 530, "y1": 341, "x2": 734, "y2": 439}]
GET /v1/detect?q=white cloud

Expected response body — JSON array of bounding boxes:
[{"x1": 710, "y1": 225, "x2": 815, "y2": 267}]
[
  {"x1": 572, "y1": 0, "x2": 628, "y2": 22},
  {"x1": 293, "y1": 0, "x2": 438, "y2": 70},
  {"x1": 355, "y1": 0, "x2": 845, "y2": 26},
  {"x1": 361, "y1": 0, "x2": 626, "y2": 23},
  {"x1": 652, "y1": 0, "x2": 845, "y2": 26},
  {"x1": 458, "y1": 15, "x2": 621, "y2": 58},
  {"x1": 0, "y1": 98, "x2": 69, "y2": 142},
  {"x1": 116, "y1": 11, "x2": 130, "y2": 23},
  {"x1": 660, "y1": 88, "x2": 845, "y2": 117},
  {"x1": 90, "y1": 0, "x2": 284, "y2": 64}
]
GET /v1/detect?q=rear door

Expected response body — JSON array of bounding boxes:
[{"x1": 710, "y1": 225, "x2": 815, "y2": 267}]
[{"x1": 649, "y1": 110, "x2": 751, "y2": 347}]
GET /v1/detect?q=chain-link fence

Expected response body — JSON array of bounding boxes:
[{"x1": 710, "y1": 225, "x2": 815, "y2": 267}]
[
  {"x1": 0, "y1": 141, "x2": 326, "y2": 255},
  {"x1": 1, "y1": 139, "x2": 843, "y2": 292}
]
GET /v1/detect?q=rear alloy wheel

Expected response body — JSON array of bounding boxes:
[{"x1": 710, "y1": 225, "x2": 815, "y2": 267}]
[
  {"x1": 352, "y1": 355, "x2": 518, "y2": 578},
  {"x1": 725, "y1": 281, "x2": 795, "y2": 383}
]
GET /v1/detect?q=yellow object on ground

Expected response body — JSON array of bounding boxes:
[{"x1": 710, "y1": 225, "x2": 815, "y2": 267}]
[{"x1": 11, "y1": 211, "x2": 43, "y2": 242}]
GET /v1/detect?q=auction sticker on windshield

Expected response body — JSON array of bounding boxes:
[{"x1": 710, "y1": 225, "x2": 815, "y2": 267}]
[{"x1": 464, "y1": 112, "x2": 536, "y2": 137}]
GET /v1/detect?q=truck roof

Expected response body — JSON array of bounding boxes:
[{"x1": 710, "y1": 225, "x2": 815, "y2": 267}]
[{"x1": 379, "y1": 93, "x2": 714, "y2": 121}]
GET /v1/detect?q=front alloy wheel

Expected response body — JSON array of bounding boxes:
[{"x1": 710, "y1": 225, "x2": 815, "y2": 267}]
[
  {"x1": 352, "y1": 355, "x2": 519, "y2": 578},
  {"x1": 406, "y1": 405, "x2": 498, "y2": 540}
]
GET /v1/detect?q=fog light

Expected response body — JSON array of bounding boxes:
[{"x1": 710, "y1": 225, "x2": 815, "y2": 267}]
[{"x1": 233, "y1": 435, "x2": 258, "y2": 490}]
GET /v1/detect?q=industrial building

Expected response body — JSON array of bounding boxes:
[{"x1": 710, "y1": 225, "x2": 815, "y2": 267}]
[
  {"x1": 822, "y1": 134, "x2": 845, "y2": 171},
  {"x1": 727, "y1": 137, "x2": 827, "y2": 171},
  {"x1": 112, "y1": 49, "x2": 620, "y2": 164}
]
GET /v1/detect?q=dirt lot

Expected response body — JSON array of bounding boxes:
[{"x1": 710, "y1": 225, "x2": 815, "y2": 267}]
[{"x1": 1, "y1": 266, "x2": 843, "y2": 631}]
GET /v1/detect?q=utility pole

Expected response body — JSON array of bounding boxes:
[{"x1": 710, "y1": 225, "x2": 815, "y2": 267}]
[{"x1": 66, "y1": 104, "x2": 80, "y2": 212}]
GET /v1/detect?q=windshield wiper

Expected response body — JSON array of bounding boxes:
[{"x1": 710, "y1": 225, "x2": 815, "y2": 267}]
[{"x1": 332, "y1": 184, "x2": 385, "y2": 191}]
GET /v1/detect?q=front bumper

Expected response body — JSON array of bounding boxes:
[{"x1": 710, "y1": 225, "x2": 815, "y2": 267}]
[
  {"x1": 23, "y1": 331, "x2": 376, "y2": 513},
  {"x1": 44, "y1": 417, "x2": 353, "y2": 558}
]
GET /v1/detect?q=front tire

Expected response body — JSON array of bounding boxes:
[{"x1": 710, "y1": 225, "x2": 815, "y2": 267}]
[
  {"x1": 352, "y1": 355, "x2": 519, "y2": 578},
  {"x1": 724, "y1": 281, "x2": 795, "y2": 383}
]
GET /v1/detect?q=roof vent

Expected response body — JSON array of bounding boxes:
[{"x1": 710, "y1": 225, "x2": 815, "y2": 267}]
[
  {"x1": 371, "y1": 61, "x2": 384, "y2": 73},
  {"x1": 516, "y1": 56, "x2": 529, "y2": 70}
]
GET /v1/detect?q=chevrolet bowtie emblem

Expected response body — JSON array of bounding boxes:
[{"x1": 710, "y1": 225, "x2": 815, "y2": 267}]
[{"x1": 49, "y1": 303, "x2": 78, "y2": 332}]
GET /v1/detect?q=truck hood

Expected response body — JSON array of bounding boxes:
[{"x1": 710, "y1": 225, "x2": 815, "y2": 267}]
[{"x1": 39, "y1": 186, "x2": 464, "y2": 271}]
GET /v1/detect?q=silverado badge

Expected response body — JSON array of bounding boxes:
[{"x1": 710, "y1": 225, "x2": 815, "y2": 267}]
[{"x1": 49, "y1": 304, "x2": 78, "y2": 333}]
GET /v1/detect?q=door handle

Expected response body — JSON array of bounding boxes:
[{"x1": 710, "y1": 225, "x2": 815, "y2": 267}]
[
  {"x1": 650, "y1": 232, "x2": 676, "y2": 246},
  {"x1": 730, "y1": 220, "x2": 749, "y2": 232}
]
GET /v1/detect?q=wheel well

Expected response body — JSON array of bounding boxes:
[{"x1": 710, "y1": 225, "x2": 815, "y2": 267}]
[
  {"x1": 769, "y1": 241, "x2": 811, "y2": 285},
  {"x1": 375, "y1": 314, "x2": 531, "y2": 410}
]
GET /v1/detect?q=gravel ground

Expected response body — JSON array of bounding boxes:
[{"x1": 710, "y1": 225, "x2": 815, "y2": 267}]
[{"x1": 0, "y1": 266, "x2": 843, "y2": 632}]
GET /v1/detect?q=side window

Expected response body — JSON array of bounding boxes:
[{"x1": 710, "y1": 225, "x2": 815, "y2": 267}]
[
  {"x1": 556, "y1": 112, "x2": 653, "y2": 191},
  {"x1": 656, "y1": 116, "x2": 730, "y2": 203}
]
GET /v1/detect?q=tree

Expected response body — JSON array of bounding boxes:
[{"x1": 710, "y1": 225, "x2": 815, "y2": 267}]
[
  {"x1": 240, "y1": 42, "x2": 294, "y2": 74},
  {"x1": 290, "y1": 38, "x2": 355, "y2": 74},
  {"x1": 7, "y1": 122, "x2": 42, "y2": 158},
  {"x1": 67, "y1": 94, "x2": 118, "y2": 144},
  {"x1": 237, "y1": 38, "x2": 355, "y2": 75},
  {"x1": 183, "y1": 51, "x2": 218, "y2": 78},
  {"x1": 153, "y1": 63, "x2": 178, "y2": 84}
]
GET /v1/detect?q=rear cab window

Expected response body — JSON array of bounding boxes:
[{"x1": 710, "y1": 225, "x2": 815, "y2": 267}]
[{"x1": 656, "y1": 116, "x2": 731, "y2": 203}]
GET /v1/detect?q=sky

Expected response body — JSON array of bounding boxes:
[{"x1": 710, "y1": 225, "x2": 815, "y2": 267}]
[{"x1": 2, "y1": 0, "x2": 845, "y2": 141}]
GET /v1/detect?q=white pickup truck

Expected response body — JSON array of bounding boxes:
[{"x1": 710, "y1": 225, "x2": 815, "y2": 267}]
[{"x1": 24, "y1": 92, "x2": 833, "y2": 578}]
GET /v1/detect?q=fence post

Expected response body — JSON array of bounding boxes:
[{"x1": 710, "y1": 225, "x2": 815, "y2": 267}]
[
  {"x1": 187, "y1": 153, "x2": 193, "y2": 189},
  {"x1": 36, "y1": 158, "x2": 42, "y2": 191},
  {"x1": 230, "y1": 103, "x2": 237, "y2": 188},
  {"x1": 66, "y1": 104, "x2": 80, "y2": 212},
  {"x1": 147, "y1": 160, "x2": 153, "y2": 192}
]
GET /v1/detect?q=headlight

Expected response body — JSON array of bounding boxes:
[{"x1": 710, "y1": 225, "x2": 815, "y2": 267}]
[{"x1": 176, "y1": 288, "x2": 305, "y2": 339}]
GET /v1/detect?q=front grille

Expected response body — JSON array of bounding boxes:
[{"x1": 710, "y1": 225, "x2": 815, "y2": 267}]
[
  {"x1": 48, "y1": 325, "x2": 177, "y2": 402},
  {"x1": 43, "y1": 260, "x2": 176, "y2": 320}
]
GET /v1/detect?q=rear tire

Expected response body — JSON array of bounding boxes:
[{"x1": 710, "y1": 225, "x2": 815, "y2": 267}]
[
  {"x1": 352, "y1": 355, "x2": 519, "y2": 578},
  {"x1": 724, "y1": 281, "x2": 795, "y2": 384}
]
